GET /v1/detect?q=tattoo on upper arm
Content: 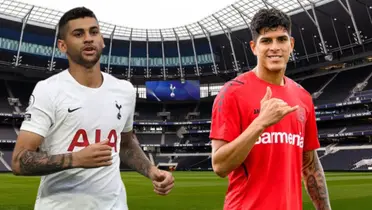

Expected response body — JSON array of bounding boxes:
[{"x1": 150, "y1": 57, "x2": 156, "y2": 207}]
[
  {"x1": 120, "y1": 133, "x2": 152, "y2": 178},
  {"x1": 302, "y1": 151, "x2": 331, "y2": 210},
  {"x1": 16, "y1": 148, "x2": 73, "y2": 176}
]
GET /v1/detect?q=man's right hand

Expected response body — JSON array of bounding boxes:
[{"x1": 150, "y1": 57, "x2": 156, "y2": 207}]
[
  {"x1": 255, "y1": 86, "x2": 299, "y2": 128},
  {"x1": 72, "y1": 139, "x2": 113, "y2": 168}
]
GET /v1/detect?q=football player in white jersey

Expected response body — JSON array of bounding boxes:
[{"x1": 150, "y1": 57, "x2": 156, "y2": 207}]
[{"x1": 11, "y1": 7, "x2": 174, "y2": 210}]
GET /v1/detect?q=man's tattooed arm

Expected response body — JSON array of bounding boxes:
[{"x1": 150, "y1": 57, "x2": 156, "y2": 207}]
[
  {"x1": 302, "y1": 150, "x2": 331, "y2": 210},
  {"x1": 12, "y1": 148, "x2": 73, "y2": 176},
  {"x1": 119, "y1": 132, "x2": 155, "y2": 179}
]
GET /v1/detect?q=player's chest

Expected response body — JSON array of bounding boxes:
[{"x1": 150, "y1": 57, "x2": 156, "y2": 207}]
[
  {"x1": 55, "y1": 91, "x2": 130, "y2": 130},
  {"x1": 239, "y1": 91, "x2": 308, "y2": 134}
]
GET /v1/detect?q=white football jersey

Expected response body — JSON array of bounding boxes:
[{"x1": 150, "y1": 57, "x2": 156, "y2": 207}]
[{"x1": 20, "y1": 70, "x2": 136, "y2": 210}]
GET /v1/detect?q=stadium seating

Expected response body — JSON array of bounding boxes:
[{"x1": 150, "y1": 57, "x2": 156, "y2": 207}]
[
  {"x1": 299, "y1": 73, "x2": 336, "y2": 95},
  {"x1": 6, "y1": 81, "x2": 35, "y2": 112},
  {"x1": 0, "y1": 150, "x2": 12, "y2": 172},
  {"x1": 2, "y1": 69, "x2": 372, "y2": 172},
  {"x1": 174, "y1": 156, "x2": 211, "y2": 171},
  {"x1": 1, "y1": 2, "x2": 372, "y2": 173},
  {"x1": 314, "y1": 67, "x2": 372, "y2": 105},
  {"x1": 0, "y1": 81, "x2": 13, "y2": 113},
  {"x1": 349, "y1": 89, "x2": 372, "y2": 101},
  {"x1": 320, "y1": 149, "x2": 372, "y2": 171},
  {"x1": 0, "y1": 125, "x2": 17, "y2": 140},
  {"x1": 136, "y1": 133, "x2": 162, "y2": 144}
]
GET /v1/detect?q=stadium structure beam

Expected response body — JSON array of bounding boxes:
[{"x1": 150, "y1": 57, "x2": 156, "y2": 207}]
[
  {"x1": 146, "y1": 29, "x2": 150, "y2": 78},
  {"x1": 337, "y1": 0, "x2": 362, "y2": 45},
  {"x1": 312, "y1": 34, "x2": 320, "y2": 62},
  {"x1": 262, "y1": 0, "x2": 297, "y2": 62},
  {"x1": 197, "y1": 22, "x2": 217, "y2": 74},
  {"x1": 231, "y1": 3, "x2": 253, "y2": 67},
  {"x1": 231, "y1": 4, "x2": 251, "y2": 32},
  {"x1": 366, "y1": 4, "x2": 372, "y2": 26},
  {"x1": 173, "y1": 29, "x2": 184, "y2": 80},
  {"x1": 49, "y1": 24, "x2": 58, "y2": 71},
  {"x1": 127, "y1": 29, "x2": 133, "y2": 79},
  {"x1": 262, "y1": 0, "x2": 270, "y2": 9},
  {"x1": 235, "y1": 37, "x2": 250, "y2": 68},
  {"x1": 261, "y1": 0, "x2": 273, "y2": 9},
  {"x1": 297, "y1": 0, "x2": 328, "y2": 55},
  {"x1": 331, "y1": 18, "x2": 343, "y2": 55},
  {"x1": 345, "y1": 26, "x2": 355, "y2": 55},
  {"x1": 159, "y1": 30, "x2": 166, "y2": 80},
  {"x1": 298, "y1": 27, "x2": 309, "y2": 62},
  {"x1": 107, "y1": 25, "x2": 116, "y2": 73},
  {"x1": 185, "y1": 26, "x2": 200, "y2": 76},
  {"x1": 15, "y1": 6, "x2": 34, "y2": 66},
  {"x1": 311, "y1": 4, "x2": 327, "y2": 55},
  {"x1": 212, "y1": 14, "x2": 239, "y2": 72}
]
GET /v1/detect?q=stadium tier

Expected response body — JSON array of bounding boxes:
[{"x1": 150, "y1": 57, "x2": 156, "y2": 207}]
[
  {"x1": 1, "y1": 0, "x2": 372, "y2": 176},
  {"x1": 2, "y1": 68, "x2": 372, "y2": 172}
]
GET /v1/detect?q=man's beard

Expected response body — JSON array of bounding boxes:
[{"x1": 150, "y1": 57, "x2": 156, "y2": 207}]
[{"x1": 67, "y1": 49, "x2": 101, "y2": 69}]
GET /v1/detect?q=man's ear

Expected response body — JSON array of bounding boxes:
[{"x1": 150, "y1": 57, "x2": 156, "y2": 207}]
[
  {"x1": 57, "y1": 39, "x2": 67, "y2": 54},
  {"x1": 250, "y1": 40, "x2": 257, "y2": 56},
  {"x1": 290, "y1": 36, "x2": 295, "y2": 53},
  {"x1": 101, "y1": 35, "x2": 106, "y2": 48}
]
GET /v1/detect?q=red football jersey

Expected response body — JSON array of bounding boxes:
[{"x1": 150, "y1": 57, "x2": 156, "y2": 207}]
[{"x1": 209, "y1": 70, "x2": 320, "y2": 210}]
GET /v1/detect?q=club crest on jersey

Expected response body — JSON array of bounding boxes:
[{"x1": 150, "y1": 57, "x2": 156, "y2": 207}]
[
  {"x1": 115, "y1": 101, "x2": 122, "y2": 120},
  {"x1": 297, "y1": 106, "x2": 305, "y2": 123}
]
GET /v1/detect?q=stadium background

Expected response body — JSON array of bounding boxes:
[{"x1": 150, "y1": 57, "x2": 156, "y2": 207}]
[{"x1": 0, "y1": 0, "x2": 372, "y2": 209}]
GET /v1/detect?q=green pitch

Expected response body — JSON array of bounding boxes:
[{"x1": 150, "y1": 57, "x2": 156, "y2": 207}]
[{"x1": 0, "y1": 171, "x2": 371, "y2": 210}]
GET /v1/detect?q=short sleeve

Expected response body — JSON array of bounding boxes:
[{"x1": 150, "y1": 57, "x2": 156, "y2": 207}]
[
  {"x1": 20, "y1": 81, "x2": 55, "y2": 137},
  {"x1": 122, "y1": 84, "x2": 136, "y2": 133},
  {"x1": 303, "y1": 102, "x2": 320, "y2": 152},
  {"x1": 209, "y1": 85, "x2": 241, "y2": 142}
]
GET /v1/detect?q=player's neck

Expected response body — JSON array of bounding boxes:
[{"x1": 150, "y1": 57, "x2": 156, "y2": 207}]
[
  {"x1": 68, "y1": 63, "x2": 103, "y2": 88},
  {"x1": 253, "y1": 66, "x2": 285, "y2": 86}
]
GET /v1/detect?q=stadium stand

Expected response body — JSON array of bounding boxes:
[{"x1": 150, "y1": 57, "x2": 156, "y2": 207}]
[
  {"x1": 1, "y1": 0, "x2": 372, "y2": 175},
  {"x1": 314, "y1": 67, "x2": 372, "y2": 105},
  {"x1": 0, "y1": 81, "x2": 13, "y2": 113}
]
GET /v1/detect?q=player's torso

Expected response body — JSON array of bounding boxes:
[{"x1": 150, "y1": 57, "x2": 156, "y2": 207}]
[
  {"x1": 43, "y1": 79, "x2": 131, "y2": 155},
  {"x1": 238, "y1": 79, "x2": 308, "y2": 165},
  {"x1": 33, "y1": 73, "x2": 130, "y2": 207},
  {"x1": 230, "y1": 78, "x2": 308, "y2": 209}
]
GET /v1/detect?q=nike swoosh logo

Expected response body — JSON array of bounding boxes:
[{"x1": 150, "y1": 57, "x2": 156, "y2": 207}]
[{"x1": 68, "y1": 107, "x2": 82, "y2": 113}]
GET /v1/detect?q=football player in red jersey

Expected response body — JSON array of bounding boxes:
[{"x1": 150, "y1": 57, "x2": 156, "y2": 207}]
[{"x1": 209, "y1": 8, "x2": 331, "y2": 210}]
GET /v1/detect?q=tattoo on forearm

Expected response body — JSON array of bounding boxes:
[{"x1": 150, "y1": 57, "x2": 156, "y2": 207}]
[
  {"x1": 16, "y1": 148, "x2": 73, "y2": 176},
  {"x1": 303, "y1": 151, "x2": 331, "y2": 210},
  {"x1": 120, "y1": 136, "x2": 152, "y2": 178}
]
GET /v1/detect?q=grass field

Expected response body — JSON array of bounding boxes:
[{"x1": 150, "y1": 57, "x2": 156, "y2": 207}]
[{"x1": 0, "y1": 171, "x2": 371, "y2": 210}]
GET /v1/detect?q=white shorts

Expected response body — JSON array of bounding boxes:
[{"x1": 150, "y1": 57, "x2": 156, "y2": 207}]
[{"x1": 34, "y1": 188, "x2": 128, "y2": 210}]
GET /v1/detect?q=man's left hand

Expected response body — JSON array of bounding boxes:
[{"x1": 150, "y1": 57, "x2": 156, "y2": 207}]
[{"x1": 149, "y1": 167, "x2": 175, "y2": 196}]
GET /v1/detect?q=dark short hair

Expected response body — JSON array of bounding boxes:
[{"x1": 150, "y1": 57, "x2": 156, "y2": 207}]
[
  {"x1": 250, "y1": 8, "x2": 291, "y2": 41},
  {"x1": 58, "y1": 7, "x2": 98, "y2": 39}
]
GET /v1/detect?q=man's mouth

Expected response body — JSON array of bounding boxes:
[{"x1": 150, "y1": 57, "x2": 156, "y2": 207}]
[
  {"x1": 267, "y1": 55, "x2": 282, "y2": 58},
  {"x1": 82, "y1": 46, "x2": 96, "y2": 55}
]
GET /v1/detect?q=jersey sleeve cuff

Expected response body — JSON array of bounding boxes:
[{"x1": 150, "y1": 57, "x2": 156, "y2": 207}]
[
  {"x1": 20, "y1": 123, "x2": 48, "y2": 138},
  {"x1": 303, "y1": 144, "x2": 320, "y2": 152},
  {"x1": 209, "y1": 134, "x2": 234, "y2": 142},
  {"x1": 122, "y1": 126, "x2": 132, "y2": 133}
]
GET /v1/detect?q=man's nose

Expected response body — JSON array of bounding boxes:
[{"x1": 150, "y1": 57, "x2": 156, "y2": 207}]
[
  {"x1": 83, "y1": 33, "x2": 94, "y2": 43},
  {"x1": 269, "y1": 40, "x2": 280, "y2": 51}
]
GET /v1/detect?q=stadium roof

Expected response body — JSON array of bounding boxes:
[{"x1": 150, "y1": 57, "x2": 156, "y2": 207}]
[{"x1": 0, "y1": 0, "x2": 334, "y2": 41}]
